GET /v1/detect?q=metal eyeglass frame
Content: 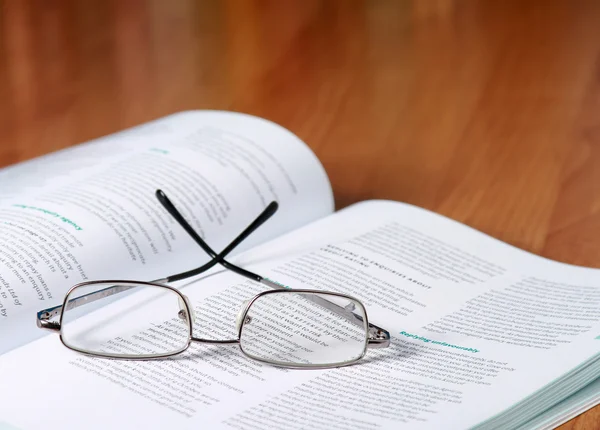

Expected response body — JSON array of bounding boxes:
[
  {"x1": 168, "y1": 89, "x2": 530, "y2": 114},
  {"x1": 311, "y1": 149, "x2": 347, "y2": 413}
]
[{"x1": 36, "y1": 190, "x2": 391, "y2": 369}]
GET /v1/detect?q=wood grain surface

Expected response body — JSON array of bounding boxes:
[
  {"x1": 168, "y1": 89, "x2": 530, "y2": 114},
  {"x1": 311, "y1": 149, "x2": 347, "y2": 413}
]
[{"x1": 1, "y1": 0, "x2": 599, "y2": 428}]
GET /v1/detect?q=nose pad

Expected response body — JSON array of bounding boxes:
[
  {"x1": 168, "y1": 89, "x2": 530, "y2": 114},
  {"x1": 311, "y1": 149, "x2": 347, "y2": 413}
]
[
  {"x1": 235, "y1": 300, "x2": 253, "y2": 332},
  {"x1": 178, "y1": 295, "x2": 196, "y2": 325}
]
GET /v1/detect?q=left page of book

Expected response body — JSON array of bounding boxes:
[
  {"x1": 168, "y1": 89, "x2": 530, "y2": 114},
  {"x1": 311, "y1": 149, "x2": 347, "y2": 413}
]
[{"x1": 0, "y1": 110, "x2": 333, "y2": 354}]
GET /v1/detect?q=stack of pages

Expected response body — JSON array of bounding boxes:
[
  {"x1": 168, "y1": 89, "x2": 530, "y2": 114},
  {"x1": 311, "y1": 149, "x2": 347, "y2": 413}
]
[{"x1": 0, "y1": 111, "x2": 598, "y2": 429}]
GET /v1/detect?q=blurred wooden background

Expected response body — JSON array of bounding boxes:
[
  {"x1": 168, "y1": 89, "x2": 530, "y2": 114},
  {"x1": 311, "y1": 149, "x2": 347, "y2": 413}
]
[{"x1": 1, "y1": 0, "x2": 599, "y2": 427}]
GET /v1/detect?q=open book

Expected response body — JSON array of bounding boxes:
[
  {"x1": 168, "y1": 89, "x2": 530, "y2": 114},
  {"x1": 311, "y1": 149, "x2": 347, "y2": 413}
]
[{"x1": 0, "y1": 111, "x2": 598, "y2": 430}]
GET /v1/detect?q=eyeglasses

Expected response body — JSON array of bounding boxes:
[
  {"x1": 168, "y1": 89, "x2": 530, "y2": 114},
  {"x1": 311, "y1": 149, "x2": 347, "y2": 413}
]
[{"x1": 36, "y1": 191, "x2": 391, "y2": 369}]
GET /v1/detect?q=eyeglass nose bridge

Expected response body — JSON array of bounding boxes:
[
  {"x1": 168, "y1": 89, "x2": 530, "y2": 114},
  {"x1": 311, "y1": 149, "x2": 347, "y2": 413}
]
[
  {"x1": 184, "y1": 296, "x2": 244, "y2": 346},
  {"x1": 187, "y1": 299, "x2": 251, "y2": 346}
]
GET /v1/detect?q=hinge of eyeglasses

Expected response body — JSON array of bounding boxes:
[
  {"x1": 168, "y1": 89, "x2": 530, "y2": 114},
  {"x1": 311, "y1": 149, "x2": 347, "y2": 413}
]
[
  {"x1": 37, "y1": 310, "x2": 61, "y2": 331},
  {"x1": 368, "y1": 329, "x2": 390, "y2": 348},
  {"x1": 370, "y1": 329, "x2": 387, "y2": 340},
  {"x1": 37, "y1": 315, "x2": 61, "y2": 332}
]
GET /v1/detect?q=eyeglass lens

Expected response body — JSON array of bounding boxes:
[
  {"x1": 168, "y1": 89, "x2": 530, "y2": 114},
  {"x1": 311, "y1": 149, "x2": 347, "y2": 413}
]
[{"x1": 239, "y1": 291, "x2": 368, "y2": 367}]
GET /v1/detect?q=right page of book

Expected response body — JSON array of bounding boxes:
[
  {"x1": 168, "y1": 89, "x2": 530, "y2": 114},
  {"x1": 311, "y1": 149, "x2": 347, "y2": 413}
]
[{"x1": 0, "y1": 200, "x2": 598, "y2": 430}]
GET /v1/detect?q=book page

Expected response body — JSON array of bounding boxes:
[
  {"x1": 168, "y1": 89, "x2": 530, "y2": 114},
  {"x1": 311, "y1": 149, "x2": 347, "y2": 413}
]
[
  {"x1": 518, "y1": 377, "x2": 600, "y2": 430},
  {"x1": 0, "y1": 110, "x2": 333, "y2": 354},
  {"x1": 0, "y1": 201, "x2": 598, "y2": 429}
]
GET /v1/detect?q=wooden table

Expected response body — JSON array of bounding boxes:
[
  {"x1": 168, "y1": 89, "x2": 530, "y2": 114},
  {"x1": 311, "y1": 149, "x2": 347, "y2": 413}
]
[{"x1": 0, "y1": 1, "x2": 598, "y2": 428}]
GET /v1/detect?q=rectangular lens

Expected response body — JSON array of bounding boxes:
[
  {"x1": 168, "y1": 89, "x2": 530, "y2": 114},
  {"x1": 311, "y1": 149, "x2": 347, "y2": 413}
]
[
  {"x1": 239, "y1": 291, "x2": 368, "y2": 368},
  {"x1": 61, "y1": 282, "x2": 192, "y2": 359}
]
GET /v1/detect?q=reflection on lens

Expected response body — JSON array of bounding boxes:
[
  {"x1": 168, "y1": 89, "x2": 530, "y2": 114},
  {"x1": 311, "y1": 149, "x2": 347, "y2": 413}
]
[
  {"x1": 61, "y1": 282, "x2": 191, "y2": 359},
  {"x1": 239, "y1": 291, "x2": 368, "y2": 367}
]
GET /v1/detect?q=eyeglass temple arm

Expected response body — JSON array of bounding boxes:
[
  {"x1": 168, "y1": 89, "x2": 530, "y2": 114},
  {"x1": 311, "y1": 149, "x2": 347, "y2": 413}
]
[
  {"x1": 37, "y1": 283, "x2": 136, "y2": 330},
  {"x1": 157, "y1": 190, "x2": 278, "y2": 285},
  {"x1": 156, "y1": 190, "x2": 279, "y2": 283},
  {"x1": 37, "y1": 193, "x2": 278, "y2": 330}
]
